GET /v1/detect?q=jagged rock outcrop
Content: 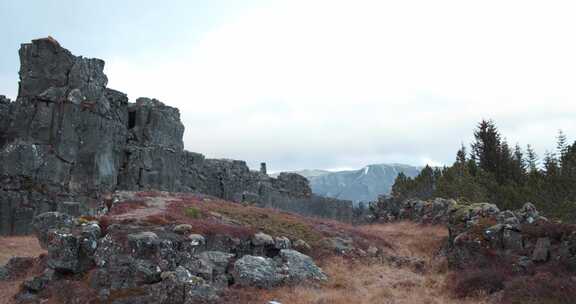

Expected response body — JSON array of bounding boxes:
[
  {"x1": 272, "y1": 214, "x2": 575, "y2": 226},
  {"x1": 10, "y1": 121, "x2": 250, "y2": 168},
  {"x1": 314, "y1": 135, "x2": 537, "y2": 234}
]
[
  {"x1": 374, "y1": 196, "x2": 576, "y2": 274},
  {"x1": 373, "y1": 196, "x2": 457, "y2": 224},
  {"x1": 0, "y1": 38, "x2": 356, "y2": 235}
]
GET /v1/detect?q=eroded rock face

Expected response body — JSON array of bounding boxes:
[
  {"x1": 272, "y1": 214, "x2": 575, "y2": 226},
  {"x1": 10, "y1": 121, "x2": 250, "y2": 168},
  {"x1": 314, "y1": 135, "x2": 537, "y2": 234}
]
[{"x1": 0, "y1": 38, "x2": 355, "y2": 235}]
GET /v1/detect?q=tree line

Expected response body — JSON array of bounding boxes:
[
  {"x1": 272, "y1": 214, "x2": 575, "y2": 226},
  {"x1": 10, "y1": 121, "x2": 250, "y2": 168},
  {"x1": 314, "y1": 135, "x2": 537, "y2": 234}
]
[{"x1": 386, "y1": 120, "x2": 576, "y2": 222}]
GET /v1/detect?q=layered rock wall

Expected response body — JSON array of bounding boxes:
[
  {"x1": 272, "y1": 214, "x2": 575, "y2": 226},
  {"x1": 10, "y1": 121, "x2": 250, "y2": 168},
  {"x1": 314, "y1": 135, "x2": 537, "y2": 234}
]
[{"x1": 0, "y1": 38, "x2": 355, "y2": 234}]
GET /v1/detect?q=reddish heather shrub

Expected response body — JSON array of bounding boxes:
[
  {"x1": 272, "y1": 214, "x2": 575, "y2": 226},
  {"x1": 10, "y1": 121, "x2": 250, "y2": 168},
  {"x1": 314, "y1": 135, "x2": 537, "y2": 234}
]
[
  {"x1": 501, "y1": 272, "x2": 576, "y2": 304},
  {"x1": 107, "y1": 200, "x2": 148, "y2": 216},
  {"x1": 451, "y1": 268, "x2": 507, "y2": 298},
  {"x1": 43, "y1": 279, "x2": 99, "y2": 304},
  {"x1": 97, "y1": 216, "x2": 112, "y2": 235},
  {"x1": 143, "y1": 214, "x2": 171, "y2": 226},
  {"x1": 186, "y1": 219, "x2": 256, "y2": 239},
  {"x1": 520, "y1": 222, "x2": 576, "y2": 242},
  {"x1": 134, "y1": 191, "x2": 167, "y2": 198}
]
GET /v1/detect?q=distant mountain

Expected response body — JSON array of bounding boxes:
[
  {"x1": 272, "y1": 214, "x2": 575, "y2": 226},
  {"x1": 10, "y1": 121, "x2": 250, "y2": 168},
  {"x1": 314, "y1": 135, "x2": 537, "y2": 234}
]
[{"x1": 280, "y1": 164, "x2": 422, "y2": 203}]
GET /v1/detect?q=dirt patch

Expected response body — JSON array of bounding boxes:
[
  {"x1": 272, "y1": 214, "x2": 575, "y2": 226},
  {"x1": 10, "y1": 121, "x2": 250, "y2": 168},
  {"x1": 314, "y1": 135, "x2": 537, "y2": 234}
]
[
  {"x1": 0, "y1": 236, "x2": 45, "y2": 304},
  {"x1": 0, "y1": 237, "x2": 44, "y2": 265}
]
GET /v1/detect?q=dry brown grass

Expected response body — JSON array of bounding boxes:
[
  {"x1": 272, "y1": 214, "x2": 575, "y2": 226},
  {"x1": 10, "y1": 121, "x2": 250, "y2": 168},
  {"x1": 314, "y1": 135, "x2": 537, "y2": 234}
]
[
  {"x1": 225, "y1": 221, "x2": 492, "y2": 304},
  {"x1": 0, "y1": 236, "x2": 45, "y2": 304},
  {"x1": 357, "y1": 221, "x2": 448, "y2": 258},
  {"x1": 0, "y1": 237, "x2": 44, "y2": 265}
]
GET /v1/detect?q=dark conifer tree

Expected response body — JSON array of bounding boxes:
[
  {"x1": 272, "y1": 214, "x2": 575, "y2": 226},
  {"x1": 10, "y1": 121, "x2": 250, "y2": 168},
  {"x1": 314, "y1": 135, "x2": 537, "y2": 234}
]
[
  {"x1": 526, "y1": 144, "x2": 538, "y2": 173},
  {"x1": 472, "y1": 120, "x2": 501, "y2": 175}
]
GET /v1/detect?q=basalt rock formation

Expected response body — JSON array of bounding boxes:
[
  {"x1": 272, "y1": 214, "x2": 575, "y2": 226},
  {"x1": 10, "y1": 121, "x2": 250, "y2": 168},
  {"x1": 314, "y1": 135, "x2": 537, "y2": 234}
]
[
  {"x1": 0, "y1": 38, "x2": 355, "y2": 235},
  {"x1": 374, "y1": 196, "x2": 576, "y2": 274},
  {"x1": 7, "y1": 192, "x2": 328, "y2": 303}
]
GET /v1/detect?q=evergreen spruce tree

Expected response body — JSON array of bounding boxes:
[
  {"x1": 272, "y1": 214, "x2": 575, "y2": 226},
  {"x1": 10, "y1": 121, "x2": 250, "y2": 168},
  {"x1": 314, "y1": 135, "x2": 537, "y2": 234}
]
[
  {"x1": 472, "y1": 120, "x2": 502, "y2": 175},
  {"x1": 526, "y1": 144, "x2": 538, "y2": 173}
]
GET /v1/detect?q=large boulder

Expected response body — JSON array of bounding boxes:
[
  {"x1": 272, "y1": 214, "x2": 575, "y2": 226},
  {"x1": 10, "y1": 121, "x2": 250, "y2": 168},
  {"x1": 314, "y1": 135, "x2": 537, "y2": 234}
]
[
  {"x1": 32, "y1": 212, "x2": 101, "y2": 273},
  {"x1": 32, "y1": 212, "x2": 75, "y2": 249},
  {"x1": 279, "y1": 249, "x2": 327, "y2": 282},
  {"x1": 532, "y1": 237, "x2": 551, "y2": 262},
  {"x1": 232, "y1": 255, "x2": 285, "y2": 288}
]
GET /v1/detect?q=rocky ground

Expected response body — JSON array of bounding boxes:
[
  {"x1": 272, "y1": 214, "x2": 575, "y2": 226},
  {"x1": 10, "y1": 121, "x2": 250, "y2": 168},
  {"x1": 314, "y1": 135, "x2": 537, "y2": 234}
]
[
  {"x1": 2, "y1": 193, "x2": 575, "y2": 303},
  {"x1": 0, "y1": 192, "x2": 488, "y2": 304}
]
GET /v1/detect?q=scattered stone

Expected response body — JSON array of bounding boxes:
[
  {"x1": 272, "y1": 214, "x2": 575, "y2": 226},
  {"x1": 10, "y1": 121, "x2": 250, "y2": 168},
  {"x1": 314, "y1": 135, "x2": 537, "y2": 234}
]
[
  {"x1": 232, "y1": 255, "x2": 285, "y2": 288},
  {"x1": 196, "y1": 251, "x2": 234, "y2": 275},
  {"x1": 323, "y1": 237, "x2": 354, "y2": 254},
  {"x1": 253, "y1": 232, "x2": 275, "y2": 247},
  {"x1": 293, "y1": 239, "x2": 311, "y2": 253},
  {"x1": 46, "y1": 228, "x2": 81, "y2": 273},
  {"x1": 188, "y1": 234, "x2": 206, "y2": 246},
  {"x1": 22, "y1": 269, "x2": 57, "y2": 293},
  {"x1": 367, "y1": 246, "x2": 380, "y2": 256},
  {"x1": 279, "y1": 249, "x2": 327, "y2": 282},
  {"x1": 513, "y1": 256, "x2": 533, "y2": 273},
  {"x1": 517, "y1": 202, "x2": 540, "y2": 224},
  {"x1": 173, "y1": 224, "x2": 193, "y2": 235},
  {"x1": 274, "y1": 236, "x2": 291, "y2": 250},
  {"x1": 532, "y1": 237, "x2": 551, "y2": 262},
  {"x1": 502, "y1": 228, "x2": 523, "y2": 251},
  {"x1": 32, "y1": 212, "x2": 75, "y2": 249}
]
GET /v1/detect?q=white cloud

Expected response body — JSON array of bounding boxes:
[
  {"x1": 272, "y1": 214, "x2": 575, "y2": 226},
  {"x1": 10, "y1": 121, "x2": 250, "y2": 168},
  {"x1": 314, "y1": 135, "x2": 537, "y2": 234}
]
[{"x1": 105, "y1": 0, "x2": 576, "y2": 170}]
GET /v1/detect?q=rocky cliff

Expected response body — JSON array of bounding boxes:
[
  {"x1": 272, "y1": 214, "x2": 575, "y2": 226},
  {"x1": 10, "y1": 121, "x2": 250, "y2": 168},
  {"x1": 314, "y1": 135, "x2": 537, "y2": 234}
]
[{"x1": 0, "y1": 38, "x2": 355, "y2": 235}]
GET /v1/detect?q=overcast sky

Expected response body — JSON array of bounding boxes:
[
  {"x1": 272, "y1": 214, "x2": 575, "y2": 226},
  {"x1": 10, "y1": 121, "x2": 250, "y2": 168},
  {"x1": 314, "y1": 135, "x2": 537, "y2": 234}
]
[{"x1": 1, "y1": 0, "x2": 575, "y2": 172}]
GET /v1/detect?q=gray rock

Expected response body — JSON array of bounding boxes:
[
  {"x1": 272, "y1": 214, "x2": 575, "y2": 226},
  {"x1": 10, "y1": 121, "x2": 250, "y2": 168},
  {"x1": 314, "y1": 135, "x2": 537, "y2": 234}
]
[
  {"x1": 532, "y1": 237, "x2": 551, "y2": 262},
  {"x1": 32, "y1": 212, "x2": 75, "y2": 249},
  {"x1": 22, "y1": 269, "x2": 57, "y2": 292},
  {"x1": 153, "y1": 266, "x2": 219, "y2": 303},
  {"x1": 323, "y1": 237, "x2": 354, "y2": 254},
  {"x1": 502, "y1": 228, "x2": 523, "y2": 251},
  {"x1": 57, "y1": 202, "x2": 81, "y2": 217},
  {"x1": 513, "y1": 256, "x2": 533, "y2": 274},
  {"x1": 134, "y1": 259, "x2": 162, "y2": 284},
  {"x1": 188, "y1": 234, "x2": 206, "y2": 247},
  {"x1": 232, "y1": 255, "x2": 285, "y2": 288},
  {"x1": 517, "y1": 202, "x2": 540, "y2": 224},
  {"x1": 252, "y1": 232, "x2": 275, "y2": 247},
  {"x1": 279, "y1": 249, "x2": 327, "y2": 282},
  {"x1": 293, "y1": 239, "x2": 311, "y2": 253},
  {"x1": 196, "y1": 251, "x2": 234, "y2": 275},
  {"x1": 274, "y1": 236, "x2": 291, "y2": 250},
  {"x1": 173, "y1": 224, "x2": 193, "y2": 235},
  {"x1": 484, "y1": 224, "x2": 504, "y2": 248},
  {"x1": 497, "y1": 210, "x2": 519, "y2": 226},
  {"x1": 367, "y1": 246, "x2": 380, "y2": 256},
  {"x1": 46, "y1": 228, "x2": 80, "y2": 272}
]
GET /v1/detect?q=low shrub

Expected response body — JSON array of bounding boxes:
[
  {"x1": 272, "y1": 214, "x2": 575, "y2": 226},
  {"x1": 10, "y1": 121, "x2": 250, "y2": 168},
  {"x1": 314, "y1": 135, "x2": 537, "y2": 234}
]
[
  {"x1": 501, "y1": 272, "x2": 576, "y2": 304},
  {"x1": 184, "y1": 207, "x2": 202, "y2": 219},
  {"x1": 451, "y1": 268, "x2": 507, "y2": 298},
  {"x1": 520, "y1": 221, "x2": 576, "y2": 242}
]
